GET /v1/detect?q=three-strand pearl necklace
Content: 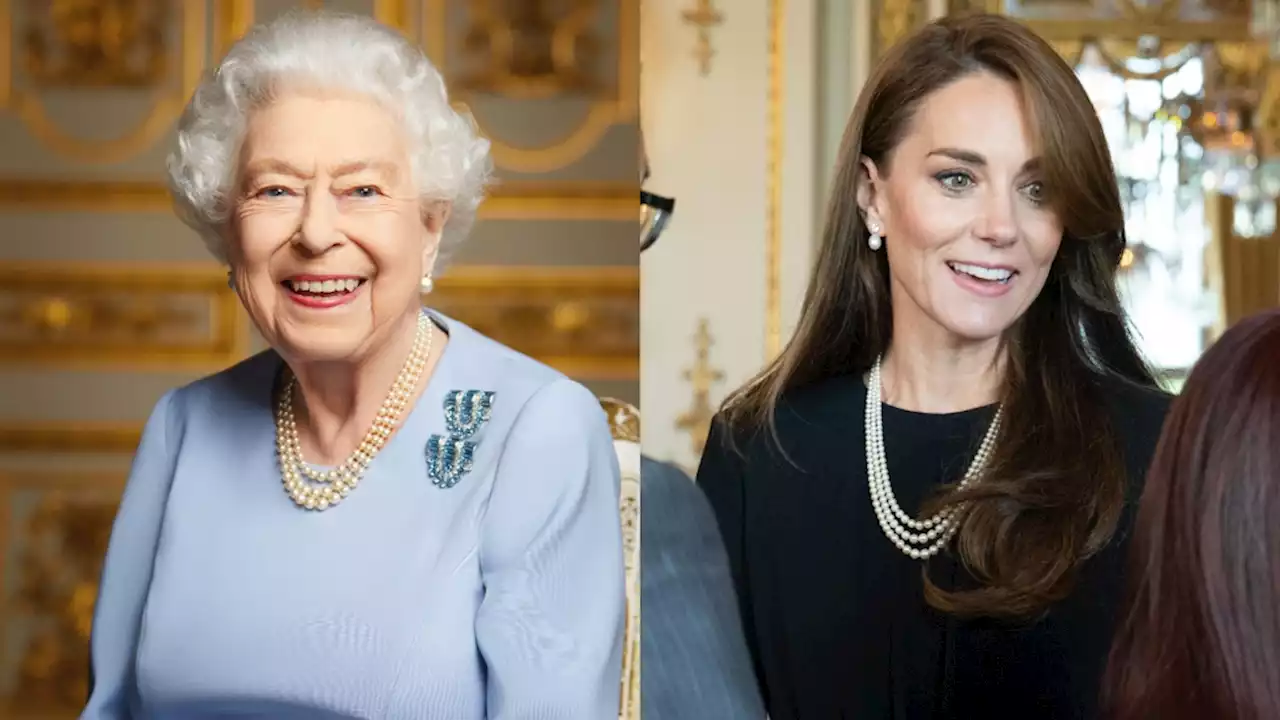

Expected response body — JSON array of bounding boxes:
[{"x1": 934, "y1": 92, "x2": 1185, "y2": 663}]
[
  {"x1": 865, "y1": 355, "x2": 1002, "y2": 559},
  {"x1": 275, "y1": 311, "x2": 434, "y2": 511}
]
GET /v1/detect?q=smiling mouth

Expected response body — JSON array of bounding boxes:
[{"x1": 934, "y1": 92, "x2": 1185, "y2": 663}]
[
  {"x1": 947, "y1": 262, "x2": 1016, "y2": 284},
  {"x1": 283, "y1": 277, "x2": 367, "y2": 297}
]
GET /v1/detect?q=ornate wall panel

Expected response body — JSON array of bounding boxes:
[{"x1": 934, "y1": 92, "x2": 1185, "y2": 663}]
[
  {"x1": 0, "y1": 262, "x2": 245, "y2": 369},
  {"x1": 420, "y1": 0, "x2": 639, "y2": 174},
  {"x1": 433, "y1": 266, "x2": 638, "y2": 380},
  {"x1": 0, "y1": 470, "x2": 124, "y2": 716},
  {"x1": 0, "y1": 0, "x2": 637, "y2": 219}
]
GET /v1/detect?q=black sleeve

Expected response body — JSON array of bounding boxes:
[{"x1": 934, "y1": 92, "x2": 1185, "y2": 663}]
[
  {"x1": 696, "y1": 417, "x2": 746, "y2": 600},
  {"x1": 695, "y1": 415, "x2": 769, "y2": 705}
]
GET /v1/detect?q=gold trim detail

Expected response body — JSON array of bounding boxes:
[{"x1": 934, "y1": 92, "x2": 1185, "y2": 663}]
[
  {"x1": 682, "y1": 1, "x2": 725, "y2": 75},
  {"x1": 0, "y1": 0, "x2": 206, "y2": 164},
  {"x1": 674, "y1": 318, "x2": 723, "y2": 459},
  {"x1": 0, "y1": 424, "x2": 142, "y2": 454},
  {"x1": 422, "y1": 0, "x2": 640, "y2": 173},
  {"x1": 0, "y1": 471, "x2": 126, "y2": 716},
  {"x1": 0, "y1": 180, "x2": 637, "y2": 220},
  {"x1": 0, "y1": 262, "x2": 246, "y2": 369},
  {"x1": 765, "y1": 0, "x2": 783, "y2": 357},
  {"x1": 433, "y1": 266, "x2": 639, "y2": 381},
  {"x1": 599, "y1": 397, "x2": 640, "y2": 442}
]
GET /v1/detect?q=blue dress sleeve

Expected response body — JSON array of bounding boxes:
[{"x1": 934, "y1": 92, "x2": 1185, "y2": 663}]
[
  {"x1": 475, "y1": 378, "x2": 625, "y2": 719},
  {"x1": 82, "y1": 390, "x2": 179, "y2": 719}
]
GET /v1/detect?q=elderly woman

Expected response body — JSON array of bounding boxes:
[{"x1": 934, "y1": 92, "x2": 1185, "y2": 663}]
[{"x1": 82, "y1": 11, "x2": 624, "y2": 720}]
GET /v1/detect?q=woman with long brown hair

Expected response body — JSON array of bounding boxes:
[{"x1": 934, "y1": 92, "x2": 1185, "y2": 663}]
[
  {"x1": 698, "y1": 13, "x2": 1171, "y2": 718},
  {"x1": 1103, "y1": 308, "x2": 1280, "y2": 720}
]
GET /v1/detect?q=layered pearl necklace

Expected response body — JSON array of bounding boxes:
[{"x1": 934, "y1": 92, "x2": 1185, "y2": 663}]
[
  {"x1": 275, "y1": 311, "x2": 433, "y2": 511},
  {"x1": 865, "y1": 355, "x2": 1002, "y2": 559}
]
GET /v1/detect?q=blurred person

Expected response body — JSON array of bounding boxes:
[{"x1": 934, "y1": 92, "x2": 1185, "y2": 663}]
[
  {"x1": 698, "y1": 14, "x2": 1171, "y2": 718},
  {"x1": 639, "y1": 139, "x2": 766, "y2": 719},
  {"x1": 83, "y1": 11, "x2": 624, "y2": 719},
  {"x1": 1102, "y1": 308, "x2": 1280, "y2": 720}
]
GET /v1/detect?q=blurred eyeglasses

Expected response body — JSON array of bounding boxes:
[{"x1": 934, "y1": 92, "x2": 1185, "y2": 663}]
[{"x1": 641, "y1": 190, "x2": 675, "y2": 252}]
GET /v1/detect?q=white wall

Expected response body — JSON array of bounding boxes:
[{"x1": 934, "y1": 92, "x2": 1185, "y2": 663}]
[{"x1": 641, "y1": 0, "x2": 868, "y2": 469}]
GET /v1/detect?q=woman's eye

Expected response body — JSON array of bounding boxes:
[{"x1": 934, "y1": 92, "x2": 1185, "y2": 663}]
[
  {"x1": 256, "y1": 186, "x2": 292, "y2": 198},
  {"x1": 937, "y1": 172, "x2": 974, "y2": 191},
  {"x1": 349, "y1": 186, "x2": 380, "y2": 198},
  {"x1": 1023, "y1": 181, "x2": 1046, "y2": 204}
]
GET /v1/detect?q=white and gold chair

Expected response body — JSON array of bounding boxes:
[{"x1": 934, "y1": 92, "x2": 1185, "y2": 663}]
[{"x1": 599, "y1": 397, "x2": 640, "y2": 720}]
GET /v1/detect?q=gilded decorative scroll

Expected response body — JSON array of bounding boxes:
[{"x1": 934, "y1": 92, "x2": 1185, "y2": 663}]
[
  {"x1": 0, "y1": 472, "x2": 124, "y2": 717},
  {"x1": 599, "y1": 398, "x2": 640, "y2": 443},
  {"x1": 674, "y1": 318, "x2": 723, "y2": 459},
  {"x1": 432, "y1": 266, "x2": 639, "y2": 380},
  {"x1": 681, "y1": 0, "x2": 724, "y2": 75},
  {"x1": 422, "y1": 0, "x2": 639, "y2": 173},
  {"x1": 0, "y1": 0, "x2": 206, "y2": 164},
  {"x1": 454, "y1": 0, "x2": 600, "y2": 98},
  {"x1": 23, "y1": 0, "x2": 168, "y2": 87},
  {"x1": 0, "y1": 263, "x2": 245, "y2": 369}
]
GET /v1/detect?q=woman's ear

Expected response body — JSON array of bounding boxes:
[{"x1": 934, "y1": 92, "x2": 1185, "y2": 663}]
[
  {"x1": 420, "y1": 201, "x2": 453, "y2": 272},
  {"x1": 856, "y1": 156, "x2": 885, "y2": 231}
]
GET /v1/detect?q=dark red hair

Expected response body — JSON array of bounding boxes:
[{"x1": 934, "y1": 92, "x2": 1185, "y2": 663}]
[{"x1": 1103, "y1": 308, "x2": 1280, "y2": 719}]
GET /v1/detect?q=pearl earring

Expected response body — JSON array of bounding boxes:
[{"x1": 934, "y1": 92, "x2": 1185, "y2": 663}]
[
  {"x1": 867, "y1": 222, "x2": 883, "y2": 251},
  {"x1": 420, "y1": 274, "x2": 434, "y2": 294}
]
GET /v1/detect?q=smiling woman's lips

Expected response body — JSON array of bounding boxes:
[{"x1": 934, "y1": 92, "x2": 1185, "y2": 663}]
[{"x1": 282, "y1": 277, "x2": 367, "y2": 308}]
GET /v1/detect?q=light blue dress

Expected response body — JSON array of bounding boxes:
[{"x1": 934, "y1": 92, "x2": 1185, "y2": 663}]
[{"x1": 82, "y1": 310, "x2": 626, "y2": 719}]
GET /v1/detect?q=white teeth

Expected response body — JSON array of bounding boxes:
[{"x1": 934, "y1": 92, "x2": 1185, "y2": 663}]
[
  {"x1": 949, "y1": 262, "x2": 1013, "y2": 283},
  {"x1": 289, "y1": 278, "x2": 362, "y2": 293}
]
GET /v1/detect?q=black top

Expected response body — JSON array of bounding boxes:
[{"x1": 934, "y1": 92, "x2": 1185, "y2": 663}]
[{"x1": 698, "y1": 373, "x2": 1171, "y2": 720}]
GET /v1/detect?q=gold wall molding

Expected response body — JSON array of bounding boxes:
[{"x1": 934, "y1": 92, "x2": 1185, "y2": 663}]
[
  {"x1": 0, "y1": 179, "x2": 637, "y2": 220},
  {"x1": 765, "y1": 0, "x2": 783, "y2": 357},
  {"x1": 0, "y1": 470, "x2": 125, "y2": 716},
  {"x1": 0, "y1": 0, "x2": 207, "y2": 164},
  {"x1": 434, "y1": 265, "x2": 638, "y2": 380},
  {"x1": 24, "y1": 0, "x2": 169, "y2": 86},
  {"x1": 0, "y1": 261, "x2": 246, "y2": 369},
  {"x1": 452, "y1": 0, "x2": 600, "y2": 99},
  {"x1": 682, "y1": 0, "x2": 724, "y2": 75},
  {"x1": 422, "y1": 0, "x2": 639, "y2": 173},
  {"x1": 0, "y1": 423, "x2": 142, "y2": 454}
]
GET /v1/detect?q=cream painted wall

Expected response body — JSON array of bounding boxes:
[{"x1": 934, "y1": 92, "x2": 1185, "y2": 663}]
[{"x1": 641, "y1": 0, "x2": 868, "y2": 469}]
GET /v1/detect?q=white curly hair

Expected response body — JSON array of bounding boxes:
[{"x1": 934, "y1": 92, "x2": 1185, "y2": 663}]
[{"x1": 167, "y1": 10, "x2": 492, "y2": 268}]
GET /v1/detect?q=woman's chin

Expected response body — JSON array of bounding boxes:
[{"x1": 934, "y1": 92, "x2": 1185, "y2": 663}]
[{"x1": 272, "y1": 324, "x2": 371, "y2": 365}]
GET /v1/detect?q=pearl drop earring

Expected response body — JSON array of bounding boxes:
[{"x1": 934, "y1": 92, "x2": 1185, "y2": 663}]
[
  {"x1": 420, "y1": 274, "x2": 434, "y2": 294},
  {"x1": 867, "y1": 222, "x2": 883, "y2": 251}
]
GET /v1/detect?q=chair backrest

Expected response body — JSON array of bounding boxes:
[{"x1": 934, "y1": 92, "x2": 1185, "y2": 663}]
[{"x1": 598, "y1": 397, "x2": 640, "y2": 720}]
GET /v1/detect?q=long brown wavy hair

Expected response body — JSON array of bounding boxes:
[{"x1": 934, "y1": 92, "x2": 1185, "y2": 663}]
[
  {"x1": 719, "y1": 13, "x2": 1158, "y2": 619},
  {"x1": 1102, "y1": 308, "x2": 1280, "y2": 720}
]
